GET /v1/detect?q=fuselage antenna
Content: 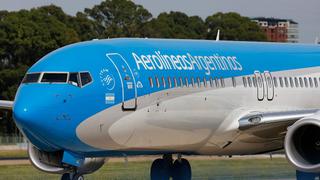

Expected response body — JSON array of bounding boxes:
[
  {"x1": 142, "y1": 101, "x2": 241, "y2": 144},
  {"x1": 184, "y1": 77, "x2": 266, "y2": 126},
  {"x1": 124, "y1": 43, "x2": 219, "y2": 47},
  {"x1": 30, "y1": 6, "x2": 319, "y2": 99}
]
[{"x1": 216, "y1": 29, "x2": 220, "y2": 41}]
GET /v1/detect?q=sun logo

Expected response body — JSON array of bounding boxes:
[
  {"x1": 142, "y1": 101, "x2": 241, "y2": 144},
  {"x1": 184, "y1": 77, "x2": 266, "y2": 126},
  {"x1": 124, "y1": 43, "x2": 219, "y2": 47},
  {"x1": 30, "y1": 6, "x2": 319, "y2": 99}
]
[{"x1": 99, "y1": 68, "x2": 115, "y2": 91}]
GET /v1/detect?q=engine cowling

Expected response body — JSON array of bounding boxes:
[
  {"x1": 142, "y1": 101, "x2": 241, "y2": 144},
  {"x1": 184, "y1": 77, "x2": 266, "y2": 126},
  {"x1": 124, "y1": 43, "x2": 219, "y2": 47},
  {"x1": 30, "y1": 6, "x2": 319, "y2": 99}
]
[
  {"x1": 285, "y1": 118, "x2": 320, "y2": 172},
  {"x1": 28, "y1": 143, "x2": 106, "y2": 174}
]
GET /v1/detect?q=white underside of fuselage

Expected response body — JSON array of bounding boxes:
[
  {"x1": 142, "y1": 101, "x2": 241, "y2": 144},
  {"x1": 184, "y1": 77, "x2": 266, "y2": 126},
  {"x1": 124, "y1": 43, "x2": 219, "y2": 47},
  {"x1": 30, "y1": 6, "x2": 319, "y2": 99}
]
[{"x1": 76, "y1": 67, "x2": 320, "y2": 156}]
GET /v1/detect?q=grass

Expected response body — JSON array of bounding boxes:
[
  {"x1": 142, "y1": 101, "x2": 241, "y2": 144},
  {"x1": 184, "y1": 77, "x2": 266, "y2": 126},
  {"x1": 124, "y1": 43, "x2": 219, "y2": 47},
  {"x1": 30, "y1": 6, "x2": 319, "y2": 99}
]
[
  {"x1": 0, "y1": 157, "x2": 296, "y2": 180},
  {"x1": 0, "y1": 150, "x2": 27, "y2": 159}
]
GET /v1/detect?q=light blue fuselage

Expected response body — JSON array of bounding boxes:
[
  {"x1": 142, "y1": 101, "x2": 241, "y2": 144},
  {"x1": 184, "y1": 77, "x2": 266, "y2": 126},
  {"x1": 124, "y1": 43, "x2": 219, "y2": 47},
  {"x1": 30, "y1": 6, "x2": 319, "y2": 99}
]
[{"x1": 13, "y1": 38, "x2": 320, "y2": 157}]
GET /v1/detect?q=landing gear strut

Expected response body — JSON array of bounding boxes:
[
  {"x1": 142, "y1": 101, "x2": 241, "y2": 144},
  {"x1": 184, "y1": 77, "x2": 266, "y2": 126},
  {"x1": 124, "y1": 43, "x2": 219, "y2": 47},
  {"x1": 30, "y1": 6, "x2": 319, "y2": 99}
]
[
  {"x1": 61, "y1": 172, "x2": 84, "y2": 180},
  {"x1": 150, "y1": 154, "x2": 191, "y2": 180}
]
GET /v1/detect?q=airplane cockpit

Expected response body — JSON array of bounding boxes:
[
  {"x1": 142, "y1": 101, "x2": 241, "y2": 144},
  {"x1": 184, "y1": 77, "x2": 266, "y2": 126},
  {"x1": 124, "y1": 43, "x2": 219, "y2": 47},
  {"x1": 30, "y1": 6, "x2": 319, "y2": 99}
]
[{"x1": 21, "y1": 72, "x2": 93, "y2": 88}]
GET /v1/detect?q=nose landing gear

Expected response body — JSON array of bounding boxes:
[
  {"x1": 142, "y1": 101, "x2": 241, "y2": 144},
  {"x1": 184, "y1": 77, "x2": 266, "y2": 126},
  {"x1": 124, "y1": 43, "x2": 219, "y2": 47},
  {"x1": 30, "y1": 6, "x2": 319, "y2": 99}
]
[
  {"x1": 61, "y1": 173, "x2": 84, "y2": 180},
  {"x1": 150, "y1": 154, "x2": 192, "y2": 180}
]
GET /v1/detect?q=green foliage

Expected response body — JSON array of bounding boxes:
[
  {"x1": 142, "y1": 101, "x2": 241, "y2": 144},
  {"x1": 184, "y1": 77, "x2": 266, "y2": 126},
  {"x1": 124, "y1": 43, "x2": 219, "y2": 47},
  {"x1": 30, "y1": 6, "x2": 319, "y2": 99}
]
[
  {"x1": 69, "y1": 12, "x2": 102, "y2": 41},
  {"x1": 206, "y1": 12, "x2": 267, "y2": 41},
  {"x1": 0, "y1": 6, "x2": 80, "y2": 69},
  {"x1": 84, "y1": 0, "x2": 152, "y2": 38},
  {"x1": 0, "y1": 0, "x2": 267, "y2": 135},
  {"x1": 0, "y1": 65, "x2": 28, "y2": 100},
  {"x1": 143, "y1": 11, "x2": 206, "y2": 39}
]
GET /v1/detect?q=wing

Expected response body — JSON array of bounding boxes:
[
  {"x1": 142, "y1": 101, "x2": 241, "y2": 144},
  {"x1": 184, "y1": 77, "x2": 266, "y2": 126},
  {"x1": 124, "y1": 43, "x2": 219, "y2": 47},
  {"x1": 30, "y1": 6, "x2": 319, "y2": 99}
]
[
  {"x1": 0, "y1": 100, "x2": 14, "y2": 110},
  {"x1": 237, "y1": 109, "x2": 319, "y2": 144}
]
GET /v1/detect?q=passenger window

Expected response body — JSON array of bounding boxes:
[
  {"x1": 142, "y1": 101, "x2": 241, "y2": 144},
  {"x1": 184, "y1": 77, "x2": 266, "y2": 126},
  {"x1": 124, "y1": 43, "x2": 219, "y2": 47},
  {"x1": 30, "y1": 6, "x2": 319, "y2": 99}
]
[
  {"x1": 267, "y1": 77, "x2": 272, "y2": 87},
  {"x1": 309, "y1": 77, "x2": 313, "y2": 88},
  {"x1": 203, "y1": 77, "x2": 207, "y2": 87},
  {"x1": 232, "y1": 77, "x2": 236, "y2": 87},
  {"x1": 41, "y1": 73, "x2": 68, "y2": 83},
  {"x1": 279, "y1": 77, "x2": 283, "y2": 87},
  {"x1": 294, "y1": 77, "x2": 299, "y2": 88},
  {"x1": 196, "y1": 77, "x2": 200, "y2": 87},
  {"x1": 174, "y1": 77, "x2": 178, "y2": 87},
  {"x1": 273, "y1": 77, "x2": 278, "y2": 88},
  {"x1": 179, "y1": 77, "x2": 183, "y2": 87},
  {"x1": 304, "y1": 77, "x2": 308, "y2": 87},
  {"x1": 22, "y1": 73, "x2": 41, "y2": 84},
  {"x1": 149, "y1": 77, "x2": 153, "y2": 88},
  {"x1": 191, "y1": 77, "x2": 195, "y2": 87},
  {"x1": 185, "y1": 77, "x2": 189, "y2": 87},
  {"x1": 162, "y1": 77, "x2": 166, "y2": 88},
  {"x1": 155, "y1": 77, "x2": 160, "y2": 88},
  {"x1": 243, "y1": 77, "x2": 247, "y2": 87},
  {"x1": 247, "y1": 77, "x2": 252, "y2": 87},
  {"x1": 289, "y1": 77, "x2": 294, "y2": 88},
  {"x1": 253, "y1": 77, "x2": 257, "y2": 87},
  {"x1": 299, "y1": 77, "x2": 304, "y2": 88},
  {"x1": 167, "y1": 77, "x2": 172, "y2": 88},
  {"x1": 80, "y1": 72, "x2": 92, "y2": 86},
  {"x1": 284, "y1": 77, "x2": 289, "y2": 87},
  {"x1": 220, "y1": 78, "x2": 225, "y2": 88},
  {"x1": 215, "y1": 77, "x2": 220, "y2": 87},
  {"x1": 314, "y1": 77, "x2": 318, "y2": 88},
  {"x1": 210, "y1": 77, "x2": 214, "y2": 87},
  {"x1": 69, "y1": 73, "x2": 80, "y2": 87}
]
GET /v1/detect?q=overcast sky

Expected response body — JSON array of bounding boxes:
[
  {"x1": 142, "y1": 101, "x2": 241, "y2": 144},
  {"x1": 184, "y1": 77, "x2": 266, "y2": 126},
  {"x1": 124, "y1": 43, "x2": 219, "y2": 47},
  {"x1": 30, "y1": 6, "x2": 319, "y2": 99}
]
[{"x1": 0, "y1": 0, "x2": 319, "y2": 43}]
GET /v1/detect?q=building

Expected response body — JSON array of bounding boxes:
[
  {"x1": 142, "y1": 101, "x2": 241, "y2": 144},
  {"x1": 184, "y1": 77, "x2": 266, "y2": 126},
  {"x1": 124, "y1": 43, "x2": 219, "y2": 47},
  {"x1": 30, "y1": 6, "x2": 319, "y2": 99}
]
[{"x1": 252, "y1": 17, "x2": 299, "y2": 43}]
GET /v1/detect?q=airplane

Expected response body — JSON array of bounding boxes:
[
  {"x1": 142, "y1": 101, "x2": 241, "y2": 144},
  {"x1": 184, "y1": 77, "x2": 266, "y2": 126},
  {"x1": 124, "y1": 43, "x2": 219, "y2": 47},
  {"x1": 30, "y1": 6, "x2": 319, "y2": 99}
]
[{"x1": 1, "y1": 38, "x2": 320, "y2": 180}]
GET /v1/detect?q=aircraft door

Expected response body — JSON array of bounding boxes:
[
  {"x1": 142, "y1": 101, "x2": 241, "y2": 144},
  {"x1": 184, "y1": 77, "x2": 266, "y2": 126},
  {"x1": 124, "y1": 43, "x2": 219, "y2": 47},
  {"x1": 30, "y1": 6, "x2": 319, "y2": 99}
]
[
  {"x1": 106, "y1": 53, "x2": 137, "y2": 111},
  {"x1": 264, "y1": 71, "x2": 274, "y2": 101},
  {"x1": 254, "y1": 71, "x2": 264, "y2": 101}
]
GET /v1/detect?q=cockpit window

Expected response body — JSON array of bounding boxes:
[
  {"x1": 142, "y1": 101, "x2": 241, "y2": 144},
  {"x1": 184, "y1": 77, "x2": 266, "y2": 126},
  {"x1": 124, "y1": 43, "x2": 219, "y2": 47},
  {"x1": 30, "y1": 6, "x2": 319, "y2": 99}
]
[
  {"x1": 41, "y1": 73, "x2": 68, "y2": 83},
  {"x1": 22, "y1": 73, "x2": 41, "y2": 84},
  {"x1": 68, "y1": 73, "x2": 80, "y2": 87},
  {"x1": 22, "y1": 72, "x2": 92, "y2": 87},
  {"x1": 80, "y1": 72, "x2": 92, "y2": 86}
]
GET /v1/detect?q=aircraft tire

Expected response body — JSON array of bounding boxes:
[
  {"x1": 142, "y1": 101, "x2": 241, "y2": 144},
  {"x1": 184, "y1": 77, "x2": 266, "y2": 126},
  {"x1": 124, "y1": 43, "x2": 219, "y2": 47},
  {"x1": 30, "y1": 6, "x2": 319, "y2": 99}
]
[
  {"x1": 61, "y1": 173, "x2": 84, "y2": 180},
  {"x1": 61, "y1": 173, "x2": 71, "y2": 180},
  {"x1": 150, "y1": 158, "x2": 170, "y2": 180},
  {"x1": 172, "y1": 158, "x2": 191, "y2": 180},
  {"x1": 72, "y1": 174, "x2": 84, "y2": 180}
]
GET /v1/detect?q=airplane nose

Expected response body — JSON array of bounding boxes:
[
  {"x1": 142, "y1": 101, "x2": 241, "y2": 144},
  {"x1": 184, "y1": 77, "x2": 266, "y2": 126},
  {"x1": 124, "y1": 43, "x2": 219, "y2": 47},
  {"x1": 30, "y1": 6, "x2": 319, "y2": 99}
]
[
  {"x1": 12, "y1": 85, "x2": 68, "y2": 151},
  {"x1": 13, "y1": 97, "x2": 40, "y2": 131},
  {"x1": 13, "y1": 96, "x2": 60, "y2": 151}
]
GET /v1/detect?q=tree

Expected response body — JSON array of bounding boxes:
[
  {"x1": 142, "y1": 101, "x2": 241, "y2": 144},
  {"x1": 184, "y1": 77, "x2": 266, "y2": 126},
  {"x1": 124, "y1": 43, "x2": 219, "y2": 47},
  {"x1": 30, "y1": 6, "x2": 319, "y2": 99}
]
[
  {"x1": 0, "y1": 66, "x2": 28, "y2": 99},
  {"x1": 205, "y1": 12, "x2": 267, "y2": 41},
  {"x1": 84, "y1": 0, "x2": 152, "y2": 38},
  {"x1": 143, "y1": 11, "x2": 206, "y2": 39},
  {"x1": 35, "y1": 5, "x2": 101, "y2": 41},
  {"x1": 0, "y1": 7, "x2": 80, "y2": 69},
  {"x1": 68, "y1": 12, "x2": 102, "y2": 41}
]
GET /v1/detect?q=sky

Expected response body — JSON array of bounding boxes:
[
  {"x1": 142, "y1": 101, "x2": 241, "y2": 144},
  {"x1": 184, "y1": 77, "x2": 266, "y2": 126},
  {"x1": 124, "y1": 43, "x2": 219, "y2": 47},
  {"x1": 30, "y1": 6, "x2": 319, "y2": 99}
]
[{"x1": 0, "y1": 0, "x2": 319, "y2": 43}]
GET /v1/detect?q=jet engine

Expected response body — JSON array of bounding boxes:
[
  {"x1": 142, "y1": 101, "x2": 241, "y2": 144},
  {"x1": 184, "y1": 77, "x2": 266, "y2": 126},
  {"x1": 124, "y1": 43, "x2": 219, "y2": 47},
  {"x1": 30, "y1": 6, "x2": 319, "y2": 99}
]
[
  {"x1": 28, "y1": 143, "x2": 106, "y2": 174},
  {"x1": 285, "y1": 117, "x2": 320, "y2": 172}
]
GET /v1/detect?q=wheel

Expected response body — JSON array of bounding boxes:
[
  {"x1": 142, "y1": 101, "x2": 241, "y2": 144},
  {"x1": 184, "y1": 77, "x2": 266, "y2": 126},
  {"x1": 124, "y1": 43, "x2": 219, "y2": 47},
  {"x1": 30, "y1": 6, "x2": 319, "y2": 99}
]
[
  {"x1": 61, "y1": 173, "x2": 84, "y2": 180},
  {"x1": 172, "y1": 158, "x2": 192, "y2": 180},
  {"x1": 150, "y1": 158, "x2": 170, "y2": 180},
  {"x1": 61, "y1": 173, "x2": 71, "y2": 180},
  {"x1": 72, "y1": 174, "x2": 84, "y2": 180}
]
